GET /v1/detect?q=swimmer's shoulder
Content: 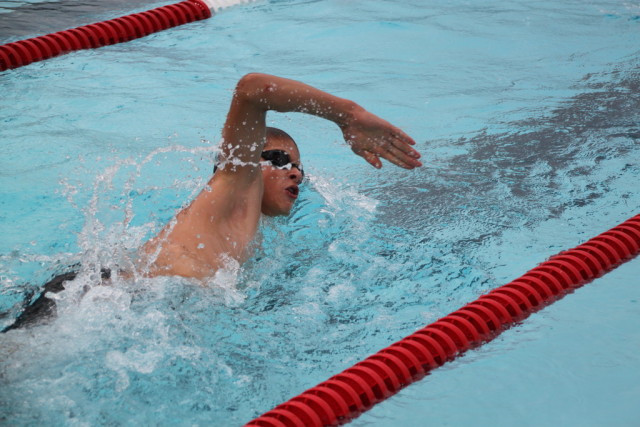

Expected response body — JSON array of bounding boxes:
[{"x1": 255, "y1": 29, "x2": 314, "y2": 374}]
[{"x1": 144, "y1": 242, "x2": 219, "y2": 279}]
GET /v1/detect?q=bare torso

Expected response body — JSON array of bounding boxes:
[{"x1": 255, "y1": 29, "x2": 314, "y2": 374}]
[
  {"x1": 141, "y1": 173, "x2": 263, "y2": 278},
  {"x1": 139, "y1": 73, "x2": 422, "y2": 279}
]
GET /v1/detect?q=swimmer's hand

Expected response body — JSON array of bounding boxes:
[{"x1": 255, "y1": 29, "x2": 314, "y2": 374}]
[{"x1": 340, "y1": 106, "x2": 422, "y2": 169}]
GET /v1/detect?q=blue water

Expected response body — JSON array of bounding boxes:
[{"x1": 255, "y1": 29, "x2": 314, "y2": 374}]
[{"x1": 1, "y1": 0, "x2": 639, "y2": 425}]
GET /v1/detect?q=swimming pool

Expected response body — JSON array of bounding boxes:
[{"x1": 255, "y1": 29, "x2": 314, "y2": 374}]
[{"x1": 1, "y1": 0, "x2": 639, "y2": 425}]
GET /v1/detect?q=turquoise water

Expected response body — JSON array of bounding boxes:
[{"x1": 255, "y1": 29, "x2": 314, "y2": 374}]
[{"x1": 1, "y1": 0, "x2": 639, "y2": 425}]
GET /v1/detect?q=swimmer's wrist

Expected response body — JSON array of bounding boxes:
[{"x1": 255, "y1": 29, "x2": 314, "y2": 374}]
[{"x1": 334, "y1": 100, "x2": 362, "y2": 128}]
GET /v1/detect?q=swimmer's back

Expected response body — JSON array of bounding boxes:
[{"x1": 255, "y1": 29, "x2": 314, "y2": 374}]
[{"x1": 1, "y1": 268, "x2": 111, "y2": 332}]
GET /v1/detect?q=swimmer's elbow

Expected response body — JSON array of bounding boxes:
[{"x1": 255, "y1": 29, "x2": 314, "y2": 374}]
[{"x1": 235, "y1": 73, "x2": 275, "y2": 105}]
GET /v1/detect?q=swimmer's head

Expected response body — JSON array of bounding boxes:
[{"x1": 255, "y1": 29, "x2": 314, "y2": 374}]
[
  {"x1": 260, "y1": 128, "x2": 303, "y2": 217},
  {"x1": 212, "y1": 127, "x2": 303, "y2": 217}
]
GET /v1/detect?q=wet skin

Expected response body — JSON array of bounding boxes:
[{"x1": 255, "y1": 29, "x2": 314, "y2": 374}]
[
  {"x1": 259, "y1": 137, "x2": 304, "y2": 217},
  {"x1": 140, "y1": 73, "x2": 422, "y2": 279}
]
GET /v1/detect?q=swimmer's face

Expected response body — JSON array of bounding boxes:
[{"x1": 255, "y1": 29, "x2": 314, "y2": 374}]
[{"x1": 260, "y1": 134, "x2": 303, "y2": 217}]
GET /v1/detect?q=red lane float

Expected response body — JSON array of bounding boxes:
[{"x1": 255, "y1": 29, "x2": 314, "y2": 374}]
[
  {"x1": 246, "y1": 214, "x2": 640, "y2": 426},
  {"x1": 0, "y1": 0, "x2": 256, "y2": 71}
]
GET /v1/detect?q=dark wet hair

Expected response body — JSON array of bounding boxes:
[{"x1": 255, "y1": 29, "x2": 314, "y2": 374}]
[
  {"x1": 264, "y1": 127, "x2": 296, "y2": 144},
  {"x1": 213, "y1": 127, "x2": 297, "y2": 173}
]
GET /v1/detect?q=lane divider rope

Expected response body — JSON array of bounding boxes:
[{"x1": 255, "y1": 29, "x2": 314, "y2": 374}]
[
  {"x1": 246, "y1": 213, "x2": 640, "y2": 426},
  {"x1": 5, "y1": 4, "x2": 638, "y2": 424},
  {"x1": 0, "y1": 0, "x2": 255, "y2": 71}
]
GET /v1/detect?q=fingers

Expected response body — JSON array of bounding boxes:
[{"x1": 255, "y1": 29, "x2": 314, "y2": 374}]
[
  {"x1": 362, "y1": 151, "x2": 382, "y2": 169},
  {"x1": 387, "y1": 128, "x2": 421, "y2": 158},
  {"x1": 354, "y1": 140, "x2": 422, "y2": 169},
  {"x1": 351, "y1": 146, "x2": 382, "y2": 169},
  {"x1": 378, "y1": 137, "x2": 423, "y2": 169},
  {"x1": 382, "y1": 150, "x2": 419, "y2": 169},
  {"x1": 345, "y1": 119, "x2": 423, "y2": 169},
  {"x1": 356, "y1": 146, "x2": 419, "y2": 170},
  {"x1": 389, "y1": 126, "x2": 417, "y2": 147}
]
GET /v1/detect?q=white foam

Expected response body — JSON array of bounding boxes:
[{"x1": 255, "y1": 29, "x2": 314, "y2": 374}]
[
  {"x1": 203, "y1": 255, "x2": 247, "y2": 306},
  {"x1": 311, "y1": 175, "x2": 378, "y2": 217}
]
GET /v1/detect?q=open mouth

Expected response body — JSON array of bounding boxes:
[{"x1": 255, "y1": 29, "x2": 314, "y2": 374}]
[{"x1": 285, "y1": 185, "x2": 299, "y2": 199}]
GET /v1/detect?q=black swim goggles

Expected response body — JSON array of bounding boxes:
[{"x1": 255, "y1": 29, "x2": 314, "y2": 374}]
[{"x1": 261, "y1": 150, "x2": 304, "y2": 179}]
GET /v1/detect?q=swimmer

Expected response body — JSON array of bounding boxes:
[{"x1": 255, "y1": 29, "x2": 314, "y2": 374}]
[
  {"x1": 140, "y1": 73, "x2": 422, "y2": 278},
  {"x1": 3, "y1": 73, "x2": 422, "y2": 331}
]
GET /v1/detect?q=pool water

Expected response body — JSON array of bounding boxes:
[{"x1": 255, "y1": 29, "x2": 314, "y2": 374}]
[{"x1": 1, "y1": 0, "x2": 639, "y2": 425}]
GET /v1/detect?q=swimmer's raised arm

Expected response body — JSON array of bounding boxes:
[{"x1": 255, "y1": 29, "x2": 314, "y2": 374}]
[
  {"x1": 142, "y1": 73, "x2": 422, "y2": 278},
  {"x1": 219, "y1": 73, "x2": 422, "y2": 179}
]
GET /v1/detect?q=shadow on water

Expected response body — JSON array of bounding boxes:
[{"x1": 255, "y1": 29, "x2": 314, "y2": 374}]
[
  {"x1": 355, "y1": 65, "x2": 640, "y2": 314},
  {"x1": 375, "y1": 64, "x2": 640, "y2": 234},
  {"x1": 1, "y1": 34, "x2": 639, "y2": 424}
]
